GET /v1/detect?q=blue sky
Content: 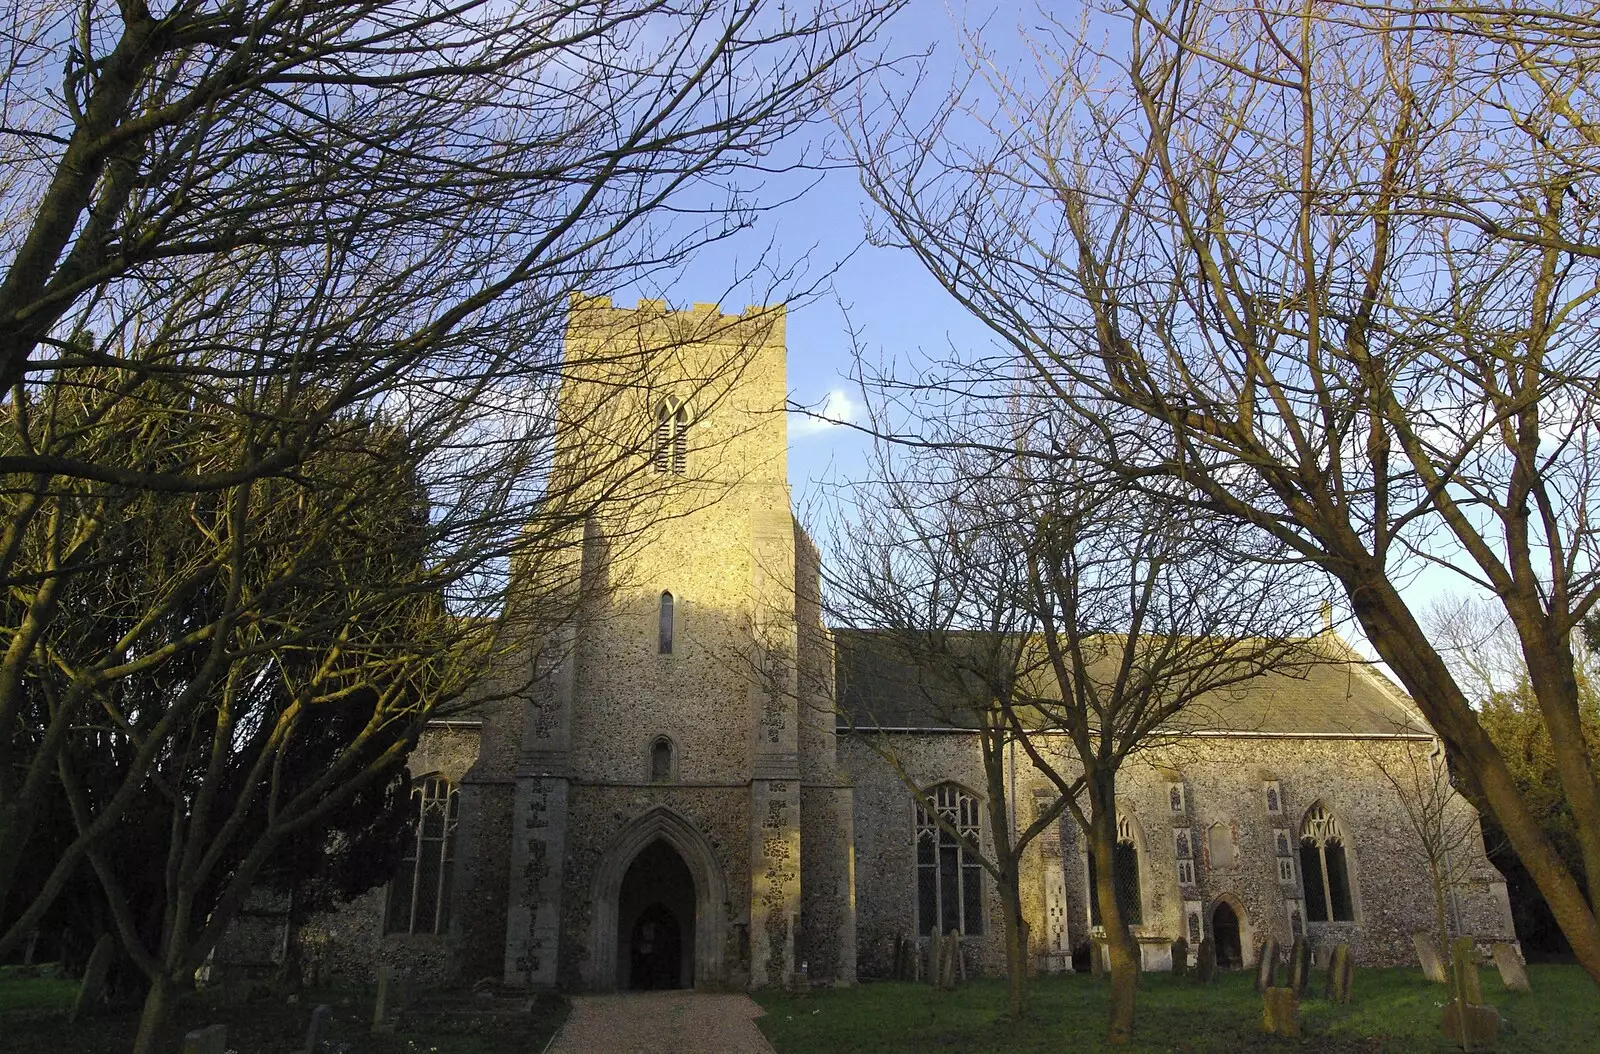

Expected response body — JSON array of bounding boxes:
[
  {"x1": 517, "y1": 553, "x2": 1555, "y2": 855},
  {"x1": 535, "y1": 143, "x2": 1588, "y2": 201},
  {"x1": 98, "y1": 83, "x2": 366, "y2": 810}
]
[{"x1": 602, "y1": 0, "x2": 1478, "y2": 656}]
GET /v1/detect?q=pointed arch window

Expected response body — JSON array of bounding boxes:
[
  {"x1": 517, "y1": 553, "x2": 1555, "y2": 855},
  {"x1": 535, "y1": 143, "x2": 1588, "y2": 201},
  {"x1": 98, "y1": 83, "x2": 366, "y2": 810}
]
[
  {"x1": 653, "y1": 400, "x2": 689, "y2": 474},
  {"x1": 1299, "y1": 802, "x2": 1355, "y2": 922},
  {"x1": 1088, "y1": 815, "x2": 1142, "y2": 926},
  {"x1": 915, "y1": 784, "x2": 984, "y2": 936},
  {"x1": 650, "y1": 736, "x2": 674, "y2": 782},
  {"x1": 385, "y1": 775, "x2": 460, "y2": 935},
  {"x1": 658, "y1": 591, "x2": 674, "y2": 654}
]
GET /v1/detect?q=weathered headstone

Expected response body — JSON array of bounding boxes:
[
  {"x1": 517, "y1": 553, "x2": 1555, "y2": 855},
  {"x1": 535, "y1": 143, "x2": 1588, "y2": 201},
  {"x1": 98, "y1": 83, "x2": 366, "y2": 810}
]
[
  {"x1": 1326, "y1": 943, "x2": 1355, "y2": 1004},
  {"x1": 1254, "y1": 938, "x2": 1278, "y2": 992},
  {"x1": 1261, "y1": 987, "x2": 1300, "y2": 1037},
  {"x1": 1195, "y1": 938, "x2": 1216, "y2": 983},
  {"x1": 69, "y1": 933, "x2": 115, "y2": 1022},
  {"x1": 372, "y1": 963, "x2": 393, "y2": 1032},
  {"x1": 1451, "y1": 937, "x2": 1484, "y2": 1005},
  {"x1": 304, "y1": 1004, "x2": 333, "y2": 1054},
  {"x1": 927, "y1": 932, "x2": 942, "y2": 988},
  {"x1": 1288, "y1": 937, "x2": 1312, "y2": 996},
  {"x1": 1170, "y1": 937, "x2": 1188, "y2": 979},
  {"x1": 939, "y1": 931, "x2": 959, "y2": 990},
  {"x1": 1414, "y1": 932, "x2": 1447, "y2": 983},
  {"x1": 1491, "y1": 942, "x2": 1531, "y2": 993},
  {"x1": 1089, "y1": 938, "x2": 1104, "y2": 977},
  {"x1": 181, "y1": 1024, "x2": 227, "y2": 1054},
  {"x1": 1443, "y1": 1000, "x2": 1501, "y2": 1051}
]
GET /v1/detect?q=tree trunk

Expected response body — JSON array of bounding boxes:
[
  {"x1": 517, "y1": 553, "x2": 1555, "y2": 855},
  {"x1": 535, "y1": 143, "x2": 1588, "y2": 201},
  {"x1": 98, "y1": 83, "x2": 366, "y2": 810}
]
[
  {"x1": 1087, "y1": 790, "x2": 1137, "y2": 1045},
  {"x1": 999, "y1": 879, "x2": 1030, "y2": 1020},
  {"x1": 130, "y1": 973, "x2": 173, "y2": 1054},
  {"x1": 1345, "y1": 573, "x2": 1600, "y2": 986}
]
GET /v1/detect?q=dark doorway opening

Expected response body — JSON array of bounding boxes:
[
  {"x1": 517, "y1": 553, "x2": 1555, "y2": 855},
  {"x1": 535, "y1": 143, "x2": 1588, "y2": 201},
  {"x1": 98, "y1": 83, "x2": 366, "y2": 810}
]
[
  {"x1": 1212, "y1": 901, "x2": 1242, "y2": 969},
  {"x1": 617, "y1": 839, "x2": 696, "y2": 990}
]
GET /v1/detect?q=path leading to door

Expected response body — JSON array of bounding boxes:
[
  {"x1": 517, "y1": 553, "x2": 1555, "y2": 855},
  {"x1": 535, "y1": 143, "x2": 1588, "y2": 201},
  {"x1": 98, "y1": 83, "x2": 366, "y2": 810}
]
[{"x1": 545, "y1": 991, "x2": 777, "y2": 1054}]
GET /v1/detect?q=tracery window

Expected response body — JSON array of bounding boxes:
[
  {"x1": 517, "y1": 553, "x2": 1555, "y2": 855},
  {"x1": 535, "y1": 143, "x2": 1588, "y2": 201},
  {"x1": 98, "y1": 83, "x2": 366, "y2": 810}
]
[
  {"x1": 653, "y1": 400, "x2": 689, "y2": 474},
  {"x1": 915, "y1": 784, "x2": 985, "y2": 936},
  {"x1": 1088, "y1": 815, "x2": 1142, "y2": 927},
  {"x1": 1299, "y1": 802, "x2": 1355, "y2": 922},
  {"x1": 658, "y1": 591, "x2": 674, "y2": 654},
  {"x1": 385, "y1": 775, "x2": 460, "y2": 935}
]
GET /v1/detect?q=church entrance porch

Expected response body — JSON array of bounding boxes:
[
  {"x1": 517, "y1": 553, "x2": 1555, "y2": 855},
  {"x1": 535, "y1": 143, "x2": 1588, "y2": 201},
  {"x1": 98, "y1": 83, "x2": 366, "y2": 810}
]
[
  {"x1": 585, "y1": 806, "x2": 730, "y2": 991},
  {"x1": 619, "y1": 840, "x2": 696, "y2": 990}
]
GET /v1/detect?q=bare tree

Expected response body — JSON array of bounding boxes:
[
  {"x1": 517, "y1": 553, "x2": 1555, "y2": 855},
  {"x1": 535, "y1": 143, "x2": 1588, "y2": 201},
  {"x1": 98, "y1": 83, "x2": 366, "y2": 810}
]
[
  {"x1": 824, "y1": 395, "x2": 1318, "y2": 1044},
  {"x1": 1362, "y1": 730, "x2": 1488, "y2": 966},
  {"x1": 847, "y1": 0, "x2": 1600, "y2": 983},
  {"x1": 1, "y1": 1, "x2": 903, "y2": 1047},
  {"x1": 822, "y1": 433, "x2": 1072, "y2": 1021}
]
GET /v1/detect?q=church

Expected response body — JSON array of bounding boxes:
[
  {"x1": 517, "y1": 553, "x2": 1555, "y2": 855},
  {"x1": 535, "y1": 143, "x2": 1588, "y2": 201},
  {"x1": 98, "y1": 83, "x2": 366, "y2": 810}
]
[{"x1": 293, "y1": 296, "x2": 1518, "y2": 989}]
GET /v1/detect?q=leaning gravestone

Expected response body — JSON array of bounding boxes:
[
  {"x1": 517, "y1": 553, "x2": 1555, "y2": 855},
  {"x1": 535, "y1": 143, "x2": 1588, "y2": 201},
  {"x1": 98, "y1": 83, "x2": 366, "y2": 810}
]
[
  {"x1": 181, "y1": 1024, "x2": 227, "y2": 1054},
  {"x1": 1442, "y1": 937, "x2": 1498, "y2": 1052},
  {"x1": 1326, "y1": 943, "x2": 1355, "y2": 1004},
  {"x1": 1170, "y1": 937, "x2": 1188, "y2": 979},
  {"x1": 1491, "y1": 942, "x2": 1531, "y2": 993},
  {"x1": 1255, "y1": 938, "x2": 1278, "y2": 992},
  {"x1": 1452, "y1": 937, "x2": 1484, "y2": 1005},
  {"x1": 1414, "y1": 932, "x2": 1448, "y2": 983},
  {"x1": 70, "y1": 933, "x2": 115, "y2": 1022},
  {"x1": 304, "y1": 1003, "x2": 333, "y2": 1054},
  {"x1": 372, "y1": 963, "x2": 393, "y2": 1032},
  {"x1": 1288, "y1": 937, "x2": 1312, "y2": 996},
  {"x1": 1261, "y1": 987, "x2": 1300, "y2": 1037},
  {"x1": 1195, "y1": 938, "x2": 1216, "y2": 984}
]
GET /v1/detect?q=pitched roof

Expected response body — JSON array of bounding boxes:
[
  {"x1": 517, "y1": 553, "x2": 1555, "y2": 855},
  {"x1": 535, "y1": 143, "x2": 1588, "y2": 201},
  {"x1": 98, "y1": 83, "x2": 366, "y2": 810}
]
[{"x1": 832, "y1": 628, "x2": 1430, "y2": 737}]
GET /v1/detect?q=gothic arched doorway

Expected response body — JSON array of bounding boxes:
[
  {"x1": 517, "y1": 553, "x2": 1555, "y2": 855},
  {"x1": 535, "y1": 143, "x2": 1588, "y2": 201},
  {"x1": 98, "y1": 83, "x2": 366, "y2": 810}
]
[
  {"x1": 617, "y1": 839, "x2": 696, "y2": 989},
  {"x1": 1211, "y1": 901, "x2": 1243, "y2": 969}
]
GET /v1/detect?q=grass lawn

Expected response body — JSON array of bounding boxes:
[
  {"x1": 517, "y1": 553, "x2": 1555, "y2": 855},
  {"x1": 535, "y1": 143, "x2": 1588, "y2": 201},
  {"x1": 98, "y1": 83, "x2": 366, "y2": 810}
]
[
  {"x1": 755, "y1": 965, "x2": 1597, "y2": 1053},
  {"x1": 0, "y1": 968, "x2": 568, "y2": 1054}
]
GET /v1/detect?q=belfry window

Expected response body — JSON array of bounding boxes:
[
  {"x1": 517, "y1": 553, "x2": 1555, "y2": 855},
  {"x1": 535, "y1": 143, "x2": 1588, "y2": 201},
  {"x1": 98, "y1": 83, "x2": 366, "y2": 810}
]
[
  {"x1": 1088, "y1": 815, "x2": 1143, "y2": 927},
  {"x1": 385, "y1": 775, "x2": 460, "y2": 935},
  {"x1": 1299, "y1": 801, "x2": 1355, "y2": 922},
  {"x1": 653, "y1": 400, "x2": 689, "y2": 474},
  {"x1": 915, "y1": 784, "x2": 985, "y2": 936},
  {"x1": 658, "y1": 591, "x2": 674, "y2": 654}
]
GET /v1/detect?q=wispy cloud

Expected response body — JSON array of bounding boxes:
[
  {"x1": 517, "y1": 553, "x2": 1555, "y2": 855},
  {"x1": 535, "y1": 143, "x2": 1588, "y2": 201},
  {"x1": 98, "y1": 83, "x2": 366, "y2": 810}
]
[{"x1": 789, "y1": 388, "x2": 858, "y2": 438}]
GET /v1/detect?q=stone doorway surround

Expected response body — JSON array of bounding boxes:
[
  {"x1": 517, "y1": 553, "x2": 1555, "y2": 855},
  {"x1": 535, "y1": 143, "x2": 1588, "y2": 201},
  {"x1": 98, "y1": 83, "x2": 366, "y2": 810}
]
[
  {"x1": 1209, "y1": 893, "x2": 1255, "y2": 969},
  {"x1": 586, "y1": 806, "x2": 730, "y2": 990}
]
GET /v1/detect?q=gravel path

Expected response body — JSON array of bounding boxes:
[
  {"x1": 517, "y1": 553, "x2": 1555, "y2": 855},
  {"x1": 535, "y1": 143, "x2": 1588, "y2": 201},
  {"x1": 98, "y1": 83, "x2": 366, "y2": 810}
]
[{"x1": 545, "y1": 991, "x2": 777, "y2": 1054}]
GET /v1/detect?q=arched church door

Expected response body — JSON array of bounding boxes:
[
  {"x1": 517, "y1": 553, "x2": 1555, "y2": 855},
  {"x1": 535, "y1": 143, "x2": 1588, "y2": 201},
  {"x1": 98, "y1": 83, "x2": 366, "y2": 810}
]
[
  {"x1": 1211, "y1": 901, "x2": 1242, "y2": 969},
  {"x1": 617, "y1": 839, "x2": 697, "y2": 989}
]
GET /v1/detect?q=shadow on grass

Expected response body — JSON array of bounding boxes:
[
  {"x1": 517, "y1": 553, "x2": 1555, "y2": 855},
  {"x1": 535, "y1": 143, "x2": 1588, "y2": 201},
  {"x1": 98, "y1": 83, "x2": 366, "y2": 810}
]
[
  {"x1": 754, "y1": 965, "x2": 1596, "y2": 1054},
  {"x1": 0, "y1": 971, "x2": 568, "y2": 1054}
]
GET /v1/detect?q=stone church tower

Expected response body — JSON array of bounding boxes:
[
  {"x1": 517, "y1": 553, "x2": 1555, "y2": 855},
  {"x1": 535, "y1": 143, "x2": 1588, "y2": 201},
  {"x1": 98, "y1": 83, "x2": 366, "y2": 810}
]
[{"x1": 503, "y1": 296, "x2": 856, "y2": 991}]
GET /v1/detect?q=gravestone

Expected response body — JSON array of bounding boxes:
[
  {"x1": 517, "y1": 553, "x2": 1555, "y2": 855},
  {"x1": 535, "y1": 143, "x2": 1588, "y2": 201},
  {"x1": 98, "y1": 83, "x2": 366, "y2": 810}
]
[
  {"x1": 1491, "y1": 942, "x2": 1531, "y2": 993},
  {"x1": 1089, "y1": 938, "x2": 1104, "y2": 977},
  {"x1": 304, "y1": 1004, "x2": 333, "y2": 1054},
  {"x1": 927, "y1": 932, "x2": 943, "y2": 988},
  {"x1": 1254, "y1": 938, "x2": 1278, "y2": 992},
  {"x1": 372, "y1": 963, "x2": 393, "y2": 1032},
  {"x1": 939, "y1": 932, "x2": 959, "y2": 990},
  {"x1": 181, "y1": 1024, "x2": 227, "y2": 1054},
  {"x1": 1326, "y1": 943, "x2": 1355, "y2": 1004},
  {"x1": 1414, "y1": 932, "x2": 1447, "y2": 983},
  {"x1": 1287, "y1": 937, "x2": 1312, "y2": 996},
  {"x1": 1170, "y1": 937, "x2": 1188, "y2": 979},
  {"x1": 70, "y1": 933, "x2": 115, "y2": 1022},
  {"x1": 1261, "y1": 987, "x2": 1300, "y2": 1037},
  {"x1": 1195, "y1": 938, "x2": 1216, "y2": 984},
  {"x1": 1443, "y1": 1000, "x2": 1501, "y2": 1051},
  {"x1": 1451, "y1": 937, "x2": 1484, "y2": 1005}
]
